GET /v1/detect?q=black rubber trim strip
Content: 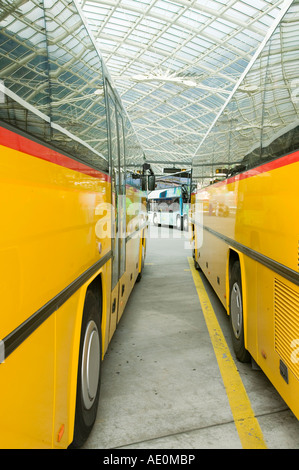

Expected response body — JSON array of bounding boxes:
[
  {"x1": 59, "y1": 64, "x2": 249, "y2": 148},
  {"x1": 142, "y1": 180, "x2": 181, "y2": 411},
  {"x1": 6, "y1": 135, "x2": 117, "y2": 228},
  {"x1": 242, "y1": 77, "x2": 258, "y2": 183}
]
[
  {"x1": 192, "y1": 220, "x2": 299, "y2": 286},
  {"x1": 2, "y1": 250, "x2": 112, "y2": 361}
]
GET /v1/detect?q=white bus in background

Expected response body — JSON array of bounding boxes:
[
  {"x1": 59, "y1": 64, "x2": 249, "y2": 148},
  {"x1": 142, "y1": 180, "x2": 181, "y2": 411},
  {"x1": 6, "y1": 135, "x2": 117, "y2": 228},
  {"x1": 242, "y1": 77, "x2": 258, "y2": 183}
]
[{"x1": 148, "y1": 186, "x2": 189, "y2": 231}]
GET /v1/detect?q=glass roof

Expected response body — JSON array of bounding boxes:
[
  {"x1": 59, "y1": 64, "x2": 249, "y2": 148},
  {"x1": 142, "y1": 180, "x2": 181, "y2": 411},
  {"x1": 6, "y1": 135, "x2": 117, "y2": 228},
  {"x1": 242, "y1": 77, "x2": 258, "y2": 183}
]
[
  {"x1": 192, "y1": 0, "x2": 299, "y2": 187},
  {"x1": 78, "y1": 0, "x2": 290, "y2": 173}
]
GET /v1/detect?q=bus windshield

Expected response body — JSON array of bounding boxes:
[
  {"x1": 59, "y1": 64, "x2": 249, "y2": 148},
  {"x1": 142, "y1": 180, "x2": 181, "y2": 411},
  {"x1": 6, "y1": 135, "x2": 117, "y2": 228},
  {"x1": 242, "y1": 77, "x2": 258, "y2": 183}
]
[{"x1": 148, "y1": 183, "x2": 190, "y2": 231}]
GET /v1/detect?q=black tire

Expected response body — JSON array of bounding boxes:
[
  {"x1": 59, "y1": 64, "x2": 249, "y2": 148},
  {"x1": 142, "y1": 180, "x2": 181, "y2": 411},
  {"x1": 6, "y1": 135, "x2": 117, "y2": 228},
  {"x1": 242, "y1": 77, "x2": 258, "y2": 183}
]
[
  {"x1": 136, "y1": 244, "x2": 145, "y2": 283},
  {"x1": 229, "y1": 261, "x2": 251, "y2": 363},
  {"x1": 176, "y1": 215, "x2": 183, "y2": 231},
  {"x1": 183, "y1": 216, "x2": 188, "y2": 232},
  {"x1": 192, "y1": 248, "x2": 200, "y2": 270},
  {"x1": 153, "y1": 212, "x2": 161, "y2": 227},
  {"x1": 70, "y1": 290, "x2": 102, "y2": 448}
]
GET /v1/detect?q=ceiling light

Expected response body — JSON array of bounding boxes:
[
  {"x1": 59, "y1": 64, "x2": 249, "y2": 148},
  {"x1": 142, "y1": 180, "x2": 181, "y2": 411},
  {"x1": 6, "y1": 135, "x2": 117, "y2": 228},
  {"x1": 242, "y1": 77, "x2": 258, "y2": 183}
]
[
  {"x1": 238, "y1": 85, "x2": 259, "y2": 93},
  {"x1": 182, "y1": 79, "x2": 197, "y2": 87},
  {"x1": 130, "y1": 72, "x2": 230, "y2": 93}
]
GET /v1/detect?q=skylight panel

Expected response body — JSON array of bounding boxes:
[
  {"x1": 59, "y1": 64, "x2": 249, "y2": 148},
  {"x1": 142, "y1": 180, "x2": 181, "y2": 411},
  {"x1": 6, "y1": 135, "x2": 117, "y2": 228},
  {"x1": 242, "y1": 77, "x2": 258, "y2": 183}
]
[
  {"x1": 233, "y1": 1, "x2": 259, "y2": 17},
  {"x1": 78, "y1": 0, "x2": 288, "y2": 173},
  {"x1": 203, "y1": 25, "x2": 228, "y2": 40},
  {"x1": 228, "y1": 6, "x2": 252, "y2": 23},
  {"x1": 164, "y1": 25, "x2": 190, "y2": 42}
]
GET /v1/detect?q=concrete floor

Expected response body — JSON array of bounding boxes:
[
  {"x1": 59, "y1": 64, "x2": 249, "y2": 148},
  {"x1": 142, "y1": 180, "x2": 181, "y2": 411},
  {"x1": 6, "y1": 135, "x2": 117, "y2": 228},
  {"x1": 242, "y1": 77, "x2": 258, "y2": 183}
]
[{"x1": 84, "y1": 225, "x2": 299, "y2": 449}]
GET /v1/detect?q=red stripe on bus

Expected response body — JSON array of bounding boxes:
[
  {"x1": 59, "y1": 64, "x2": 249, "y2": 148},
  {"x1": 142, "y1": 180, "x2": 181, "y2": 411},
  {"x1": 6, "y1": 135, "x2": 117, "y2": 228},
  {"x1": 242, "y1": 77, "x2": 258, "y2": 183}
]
[
  {"x1": 0, "y1": 126, "x2": 110, "y2": 182},
  {"x1": 210, "y1": 150, "x2": 299, "y2": 189}
]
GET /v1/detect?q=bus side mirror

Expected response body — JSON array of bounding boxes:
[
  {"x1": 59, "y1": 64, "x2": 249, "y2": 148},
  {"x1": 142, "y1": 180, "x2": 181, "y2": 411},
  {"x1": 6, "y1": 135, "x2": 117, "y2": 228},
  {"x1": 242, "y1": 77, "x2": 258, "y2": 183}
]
[
  {"x1": 141, "y1": 176, "x2": 147, "y2": 191},
  {"x1": 148, "y1": 175, "x2": 155, "y2": 191}
]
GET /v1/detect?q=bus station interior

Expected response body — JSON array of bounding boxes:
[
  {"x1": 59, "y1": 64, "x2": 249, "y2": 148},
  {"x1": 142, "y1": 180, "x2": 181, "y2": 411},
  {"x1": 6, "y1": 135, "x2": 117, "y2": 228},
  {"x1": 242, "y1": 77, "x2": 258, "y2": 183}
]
[
  {"x1": 80, "y1": 225, "x2": 299, "y2": 449},
  {"x1": 0, "y1": 0, "x2": 299, "y2": 450},
  {"x1": 83, "y1": 227, "x2": 299, "y2": 449}
]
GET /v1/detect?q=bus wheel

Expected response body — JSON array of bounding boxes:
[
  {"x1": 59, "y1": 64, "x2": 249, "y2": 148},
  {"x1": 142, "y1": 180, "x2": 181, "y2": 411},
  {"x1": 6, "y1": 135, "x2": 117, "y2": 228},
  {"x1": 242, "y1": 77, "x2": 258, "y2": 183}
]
[
  {"x1": 183, "y1": 216, "x2": 188, "y2": 231},
  {"x1": 136, "y1": 244, "x2": 145, "y2": 283},
  {"x1": 176, "y1": 215, "x2": 182, "y2": 231},
  {"x1": 193, "y1": 251, "x2": 201, "y2": 271},
  {"x1": 71, "y1": 290, "x2": 102, "y2": 448},
  {"x1": 229, "y1": 261, "x2": 251, "y2": 363},
  {"x1": 153, "y1": 213, "x2": 158, "y2": 226}
]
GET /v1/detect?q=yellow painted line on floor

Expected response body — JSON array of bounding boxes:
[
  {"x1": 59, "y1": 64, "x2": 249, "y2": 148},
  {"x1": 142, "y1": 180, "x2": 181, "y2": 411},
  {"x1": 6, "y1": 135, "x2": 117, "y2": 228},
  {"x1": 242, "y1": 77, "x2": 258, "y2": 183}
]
[{"x1": 188, "y1": 257, "x2": 267, "y2": 449}]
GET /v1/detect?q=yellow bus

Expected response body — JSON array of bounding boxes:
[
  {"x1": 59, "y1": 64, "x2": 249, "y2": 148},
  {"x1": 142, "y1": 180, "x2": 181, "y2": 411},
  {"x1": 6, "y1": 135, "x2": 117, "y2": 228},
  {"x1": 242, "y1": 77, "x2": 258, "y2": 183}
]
[
  {"x1": 191, "y1": 0, "x2": 299, "y2": 420},
  {"x1": 0, "y1": 0, "x2": 153, "y2": 448}
]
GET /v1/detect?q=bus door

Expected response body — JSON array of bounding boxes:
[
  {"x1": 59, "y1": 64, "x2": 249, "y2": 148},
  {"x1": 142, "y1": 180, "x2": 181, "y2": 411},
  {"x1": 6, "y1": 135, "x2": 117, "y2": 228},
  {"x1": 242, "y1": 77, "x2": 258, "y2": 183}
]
[
  {"x1": 107, "y1": 84, "x2": 122, "y2": 340},
  {"x1": 115, "y1": 106, "x2": 126, "y2": 322}
]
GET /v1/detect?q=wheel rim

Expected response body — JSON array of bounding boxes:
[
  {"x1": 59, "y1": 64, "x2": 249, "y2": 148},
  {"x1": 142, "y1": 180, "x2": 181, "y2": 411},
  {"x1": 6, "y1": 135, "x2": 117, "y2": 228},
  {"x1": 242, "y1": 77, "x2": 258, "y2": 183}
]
[
  {"x1": 231, "y1": 282, "x2": 242, "y2": 339},
  {"x1": 81, "y1": 320, "x2": 100, "y2": 410},
  {"x1": 177, "y1": 217, "x2": 181, "y2": 229},
  {"x1": 183, "y1": 217, "x2": 188, "y2": 231}
]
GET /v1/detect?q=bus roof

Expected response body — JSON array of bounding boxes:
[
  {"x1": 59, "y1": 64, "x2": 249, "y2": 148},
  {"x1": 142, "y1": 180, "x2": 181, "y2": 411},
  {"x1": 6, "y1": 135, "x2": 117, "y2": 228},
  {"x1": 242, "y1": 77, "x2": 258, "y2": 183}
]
[{"x1": 148, "y1": 187, "x2": 182, "y2": 199}]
